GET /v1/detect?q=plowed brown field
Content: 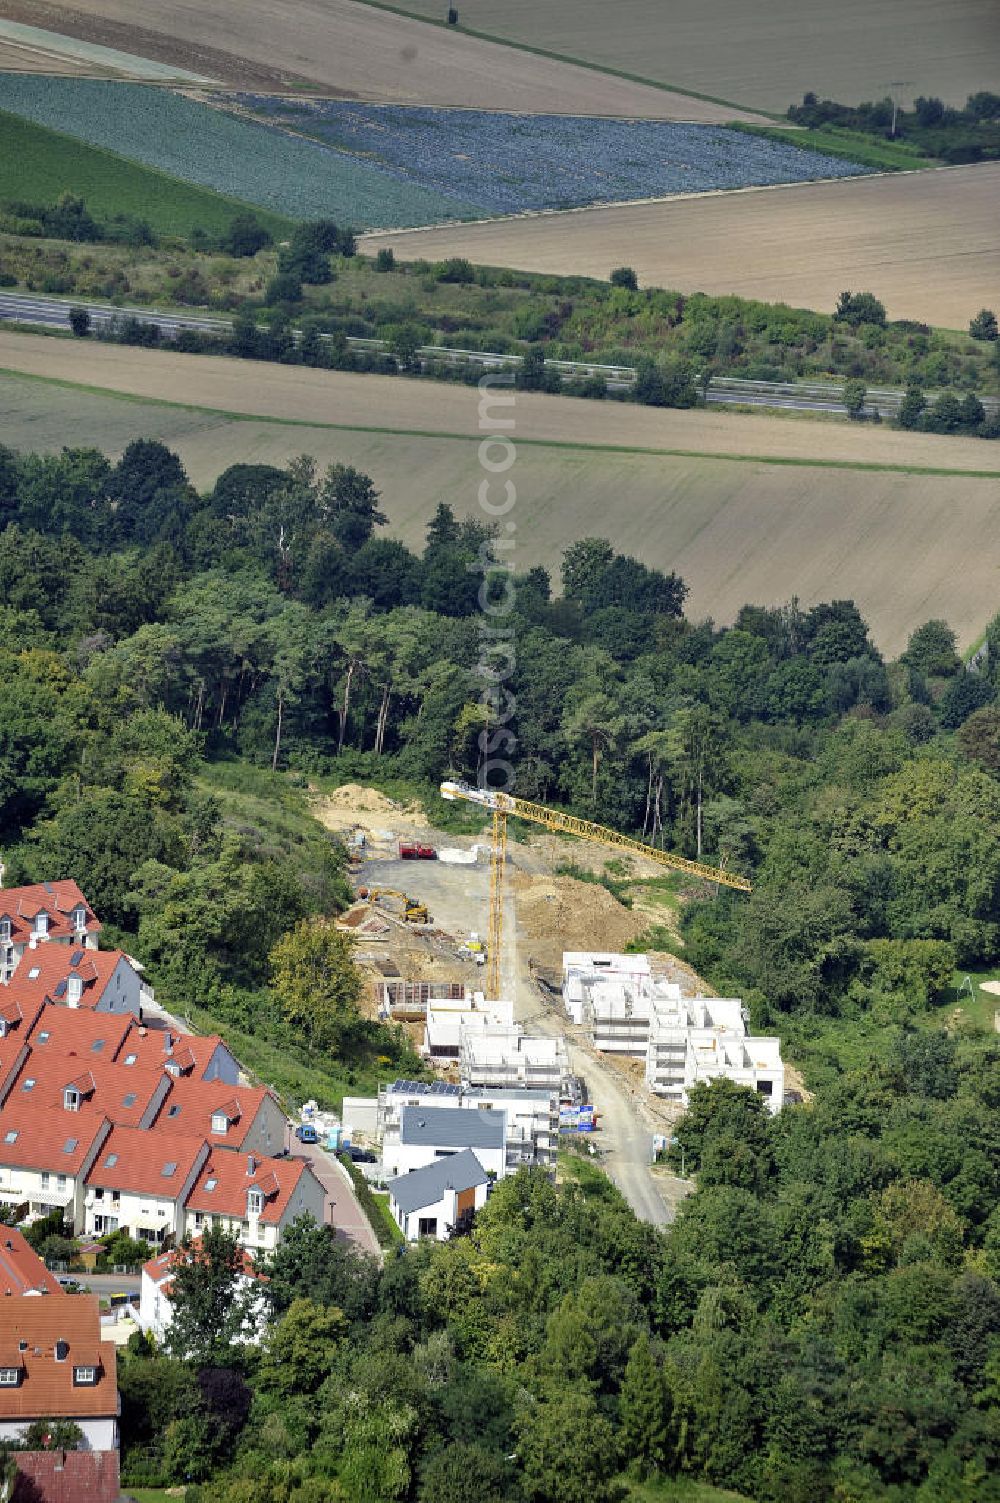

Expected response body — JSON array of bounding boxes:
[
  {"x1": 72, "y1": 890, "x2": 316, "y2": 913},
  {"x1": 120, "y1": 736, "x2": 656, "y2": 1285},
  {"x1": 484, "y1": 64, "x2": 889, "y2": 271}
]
[
  {"x1": 3, "y1": 334, "x2": 999, "y2": 657},
  {"x1": 391, "y1": 0, "x2": 1000, "y2": 113},
  {"x1": 0, "y1": 0, "x2": 767, "y2": 118},
  {"x1": 363, "y1": 162, "x2": 1000, "y2": 330}
]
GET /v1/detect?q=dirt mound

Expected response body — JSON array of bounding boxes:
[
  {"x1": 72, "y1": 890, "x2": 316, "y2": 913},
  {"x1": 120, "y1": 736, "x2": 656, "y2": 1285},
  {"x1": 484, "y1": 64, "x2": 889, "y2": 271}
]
[
  {"x1": 312, "y1": 782, "x2": 428, "y2": 836},
  {"x1": 514, "y1": 871, "x2": 648, "y2": 971},
  {"x1": 323, "y1": 783, "x2": 423, "y2": 816}
]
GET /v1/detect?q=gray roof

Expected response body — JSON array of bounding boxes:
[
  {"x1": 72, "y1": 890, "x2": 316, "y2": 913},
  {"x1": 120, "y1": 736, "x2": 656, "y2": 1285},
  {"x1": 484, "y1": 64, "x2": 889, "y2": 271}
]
[
  {"x1": 386, "y1": 1149, "x2": 488, "y2": 1214},
  {"x1": 399, "y1": 1104, "x2": 505, "y2": 1149}
]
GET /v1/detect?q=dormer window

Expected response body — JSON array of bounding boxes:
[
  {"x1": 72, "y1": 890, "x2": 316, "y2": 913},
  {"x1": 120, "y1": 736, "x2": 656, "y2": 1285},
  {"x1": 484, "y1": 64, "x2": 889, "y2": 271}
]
[
  {"x1": 64, "y1": 1088, "x2": 80, "y2": 1112},
  {"x1": 67, "y1": 975, "x2": 83, "y2": 1004},
  {"x1": 247, "y1": 1189, "x2": 264, "y2": 1215},
  {"x1": 34, "y1": 913, "x2": 48, "y2": 936},
  {"x1": 72, "y1": 907, "x2": 87, "y2": 931},
  {"x1": 0, "y1": 1368, "x2": 20, "y2": 1386},
  {"x1": 211, "y1": 1113, "x2": 228, "y2": 1135},
  {"x1": 0, "y1": 919, "x2": 10, "y2": 942},
  {"x1": 73, "y1": 1365, "x2": 97, "y2": 1385}
]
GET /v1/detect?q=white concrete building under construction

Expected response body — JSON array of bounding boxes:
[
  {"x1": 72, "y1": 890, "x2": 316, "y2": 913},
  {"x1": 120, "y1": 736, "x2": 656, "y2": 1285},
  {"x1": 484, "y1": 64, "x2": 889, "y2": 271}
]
[{"x1": 561, "y1": 953, "x2": 785, "y2": 1113}]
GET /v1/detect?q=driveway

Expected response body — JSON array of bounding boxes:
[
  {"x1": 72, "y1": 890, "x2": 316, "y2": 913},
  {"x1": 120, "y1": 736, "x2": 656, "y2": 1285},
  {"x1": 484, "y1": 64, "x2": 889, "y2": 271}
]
[{"x1": 293, "y1": 1141, "x2": 381, "y2": 1260}]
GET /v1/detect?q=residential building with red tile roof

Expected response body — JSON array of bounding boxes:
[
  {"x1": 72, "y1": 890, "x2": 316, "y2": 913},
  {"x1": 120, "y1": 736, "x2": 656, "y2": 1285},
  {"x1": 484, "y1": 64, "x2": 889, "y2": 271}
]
[
  {"x1": 3, "y1": 1052, "x2": 171, "y2": 1130},
  {"x1": 184, "y1": 1151, "x2": 326, "y2": 1254},
  {"x1": 24, "y1": 1004, "x2": 134, "y2": 1065},
  {"x1": 0, "y1": 1100, "x2": 111, "y2": 1224},
  {"x1": 0, "y1": 1295, "x2": 118, "y2": 1452},
  {"x1": 0, "y1": 1227, "x2": 64, "y2": 1297},
  {"x1": 83, "y1": 1124, "x2": 209, "y2": 1243},
  {"x1": 0, "y1": 883, "x2": 99, "y2": 984},
  {"x1": 114, "y1": 1023, "x2": 240, "y2": 1084},
  {"x1": 1, "y1": 945, "x2": 142, "y2": 1019},
  {"x1": 11, "y1": 1449, "x2": 120, "y2": 1503},
  {"x1": 151, "y1": 1077, "x2": 286, "y2": 1157}
]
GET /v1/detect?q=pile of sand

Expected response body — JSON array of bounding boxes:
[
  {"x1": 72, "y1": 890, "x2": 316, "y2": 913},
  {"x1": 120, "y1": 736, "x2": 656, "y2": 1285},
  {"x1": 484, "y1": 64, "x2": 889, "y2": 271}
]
[
  {"x1": 322, "y1": 783, "x2": 423, "y2": 817},
  {"x1": 514, "y1": 871, "x2": 648, "y2": 970}
]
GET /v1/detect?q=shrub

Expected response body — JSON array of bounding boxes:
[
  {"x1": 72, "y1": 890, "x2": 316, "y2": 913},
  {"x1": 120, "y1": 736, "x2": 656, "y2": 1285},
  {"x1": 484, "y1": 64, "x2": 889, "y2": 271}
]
[{"x1": 610, "y1": 265, "x2": 638, "y2": 290}]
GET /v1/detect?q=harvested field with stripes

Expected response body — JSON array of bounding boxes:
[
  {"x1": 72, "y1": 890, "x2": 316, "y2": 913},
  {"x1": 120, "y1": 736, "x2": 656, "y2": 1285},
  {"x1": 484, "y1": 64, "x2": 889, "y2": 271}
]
[
  {"x1": 2, "y1": 333, "x2": 999, "y2": 655},
  {"x1": 362, "y1": 163, "x2": 1000, "y2": 330}
]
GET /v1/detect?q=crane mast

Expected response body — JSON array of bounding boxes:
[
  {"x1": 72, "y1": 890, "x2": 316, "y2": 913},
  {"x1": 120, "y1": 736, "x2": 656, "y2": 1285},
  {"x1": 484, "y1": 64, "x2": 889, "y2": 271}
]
[{"x1": 440, "y1": 780, "x2": 751, "y2": 999}]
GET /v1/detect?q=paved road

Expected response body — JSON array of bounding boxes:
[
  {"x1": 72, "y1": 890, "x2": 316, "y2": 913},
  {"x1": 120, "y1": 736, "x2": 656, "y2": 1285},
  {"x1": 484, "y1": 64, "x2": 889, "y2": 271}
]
[
  {"x1": 65, "y1": 1271, "x2": 141, "y2": 1296},
  {"x1": 293, "y1": 1140, "x2": 382, "y2": 1261}
]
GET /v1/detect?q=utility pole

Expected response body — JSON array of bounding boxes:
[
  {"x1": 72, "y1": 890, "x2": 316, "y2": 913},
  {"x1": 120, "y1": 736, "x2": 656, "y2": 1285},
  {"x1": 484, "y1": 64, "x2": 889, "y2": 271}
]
[{"x1": 888, "y1": 80, "x2": 911, "y2": 137}]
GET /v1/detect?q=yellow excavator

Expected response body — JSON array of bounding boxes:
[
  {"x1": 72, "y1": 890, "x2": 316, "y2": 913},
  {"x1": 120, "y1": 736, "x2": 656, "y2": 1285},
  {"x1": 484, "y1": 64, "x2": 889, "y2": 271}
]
[
  {"x1": 440, "y1": 780, "x2": 751, "y2": 997},
  {"x1": 357, "y1": 887, "x2": 431, "y2": 925}
]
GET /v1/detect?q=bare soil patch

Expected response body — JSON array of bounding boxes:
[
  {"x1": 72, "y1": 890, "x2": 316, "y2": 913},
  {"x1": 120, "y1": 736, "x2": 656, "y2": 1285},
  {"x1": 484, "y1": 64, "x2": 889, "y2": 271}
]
[
  {"x1": 363, "y1": 163, "x2": 1000, "y2": 330},
  {"x1": 0, "y1": 0, "x2": 767, "y2": 118},
  {"x1": 393, "y1": 0, "x2": 1000, "y2": 113},
  {"x1": 515, "y1": 870, "x2": 649, "y2": 972}
]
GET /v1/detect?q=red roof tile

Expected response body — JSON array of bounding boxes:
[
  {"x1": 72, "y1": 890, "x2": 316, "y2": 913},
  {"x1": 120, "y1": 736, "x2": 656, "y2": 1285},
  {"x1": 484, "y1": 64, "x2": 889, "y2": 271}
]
[
  {"x1": 0, "y1": 1099, "x2": 110, "y2": 1175},
  {"x1": 0, "y1": 1228, "x2": 64, "y2": 1297},
  {"x1": 85, "y1": 1124, "x2": 206, "y2": 1197},
  {"x1": 0, "y1": 1296, "x2": 117, "y2": 1421},
  {"x1": 113, "y1": 1024, "x2": 232, "y2": 1079},
  {"x1": 185, "y1": 1152, "x2": 310, "y2": 1225},
  {"x1": 2, "y1": 948, "x2": 132, "y2": 1015},
  {"x1": 0, "y1": 883, "x2": 99, "y2": 949},
  {"x1": 25, "y1": 1004, "x2": 132, "y2": 1061},
  {"x1": 143, "y1": 1239, "x2": 263, "y2": 1286},
  {"x1": 13, "y1": 1450, "x2": 120, "y2": 1503},
  {"x1": 151, "y1": 1077, "x2": 272, "y2": 1143},
  {"x1": 7, "y1": 1052, "x2": 167, "y2": 1128}
]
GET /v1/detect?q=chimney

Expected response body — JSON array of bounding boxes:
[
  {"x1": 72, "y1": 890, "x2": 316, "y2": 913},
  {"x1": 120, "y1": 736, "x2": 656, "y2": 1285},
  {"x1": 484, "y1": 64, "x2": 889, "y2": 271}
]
[
  {"x1": 55, "y1": 1339, "x2": 68, "y2": 1362},
  {"x1": 246, "y1": 1155, "x2": 257, "y2": 1176}
]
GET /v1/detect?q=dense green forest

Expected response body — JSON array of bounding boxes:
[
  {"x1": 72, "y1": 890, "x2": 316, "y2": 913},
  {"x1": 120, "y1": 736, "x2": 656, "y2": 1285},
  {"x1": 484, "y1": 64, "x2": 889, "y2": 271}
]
[{"x1": 0, "y1": 435, "x2": 998, "y2": 1498}]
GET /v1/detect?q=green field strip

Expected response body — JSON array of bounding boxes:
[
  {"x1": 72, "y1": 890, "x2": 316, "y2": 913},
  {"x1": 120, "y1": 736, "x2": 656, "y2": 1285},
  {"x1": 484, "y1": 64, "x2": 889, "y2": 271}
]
[
  {"x1": 0, "y1": 109, "x2": 295, "y2": 238},
  {"x1": 349, "y1": 0, "x2": 782, "y2": 120},
  {"x1": 3, "y1": 364, "x2": 998, "y2": 479},
  {"x1": 729, "y1": 121, "x2": 938, "y2": 172}
]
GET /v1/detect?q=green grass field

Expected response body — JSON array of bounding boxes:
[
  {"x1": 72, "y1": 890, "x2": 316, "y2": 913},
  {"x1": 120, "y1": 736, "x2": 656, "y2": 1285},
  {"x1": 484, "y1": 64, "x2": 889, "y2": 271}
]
[
  {"x1": 731, "y1": 121, "x2": 938, "y2": 172},
  {"x1": 0, "y1": 110, "x2": 294, "y2": 240}
]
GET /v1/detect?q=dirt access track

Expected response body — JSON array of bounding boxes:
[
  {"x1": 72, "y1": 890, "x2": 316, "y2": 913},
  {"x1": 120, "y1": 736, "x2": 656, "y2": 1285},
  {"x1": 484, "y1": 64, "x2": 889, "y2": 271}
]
[
  {"x1": 363, "y1": 162, "x2": 1000, "y2": 331},
  {"x1": 0, "y1": 0, "x2": 768, "y2": 119}
]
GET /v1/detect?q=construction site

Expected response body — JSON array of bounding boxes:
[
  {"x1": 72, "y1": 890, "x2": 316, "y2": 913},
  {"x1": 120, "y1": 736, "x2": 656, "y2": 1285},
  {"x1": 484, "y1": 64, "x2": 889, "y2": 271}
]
[{"x1": 315, "y1": 779, "x2": 786, "y2": 1225}]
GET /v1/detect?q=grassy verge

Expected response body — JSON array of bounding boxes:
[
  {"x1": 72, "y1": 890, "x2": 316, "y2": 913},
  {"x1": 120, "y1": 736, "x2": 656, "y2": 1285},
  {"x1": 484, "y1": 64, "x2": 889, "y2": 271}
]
[
  {"x1": 557, "y1": 1145, "x2": 618, "y2": 1200},
  {"x1": 339, "y1": 1153, "x2": 403, "y2": 1248},
  {"x1": 622, "y1": 1477, "x2": 750, "y2": 1502},
  {"x1": 0, "y1": 110, "x2": 294, "y2": 240},
  {"x1": 932, "y1": 968, "x2": 1000, "y2": 1032},
  {"x1": 730, "y1": 121, "x2": 938, "y2": 172}
]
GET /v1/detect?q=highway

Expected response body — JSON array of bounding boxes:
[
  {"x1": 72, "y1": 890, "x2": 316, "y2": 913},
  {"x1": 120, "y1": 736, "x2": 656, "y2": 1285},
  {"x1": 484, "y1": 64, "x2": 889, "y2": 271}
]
[{"x1": 5, "y1": 289, "x2": 986, "y2": 420}]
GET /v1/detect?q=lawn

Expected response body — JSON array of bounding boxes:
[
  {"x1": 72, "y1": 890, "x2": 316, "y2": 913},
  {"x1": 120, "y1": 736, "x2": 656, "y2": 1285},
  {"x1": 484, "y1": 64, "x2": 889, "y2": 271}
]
[
  {"x1": 933, "y1": 967, "x2": 1000, "y2": 1032},
  {"x1": 0, "y1": 110, "x2": 293, "y2": 240},
  {"x1": 623, "y1": 1476, "x2": 750, "y2": 1502},
  {"x1": 731, "y1": 121, "x2": 937, "y2": 172}
]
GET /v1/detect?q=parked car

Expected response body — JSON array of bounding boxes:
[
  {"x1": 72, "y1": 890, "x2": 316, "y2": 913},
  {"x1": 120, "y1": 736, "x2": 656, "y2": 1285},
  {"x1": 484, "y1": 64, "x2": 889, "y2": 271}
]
[{"x1": 347, "y1": 1147, "x2": 377, "y2": 1163}]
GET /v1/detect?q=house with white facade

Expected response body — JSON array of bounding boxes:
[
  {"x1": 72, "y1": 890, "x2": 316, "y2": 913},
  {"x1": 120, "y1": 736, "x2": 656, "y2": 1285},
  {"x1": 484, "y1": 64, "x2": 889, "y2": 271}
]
[
  {"x1": 0, "y1": 1100, "x2": 111, "y2": 1223},
  {"x1": 82, "y1": 1125, "x2": 208, "y2": 1242},
  {"x1": 386, "y1": 1148, "x2": 490, "y2": 1242},
  {"x1": 182, "y1": 1151, "x2": 326, "y2": 1254},
  {"x1": 139, "y1": 1243, "x2": 269, "y2": 1346},
  {"x1": 0, "y1": 1295, "x2": 118, "y2": 1453},
  {"x1": 382, "y1": 1103, "x2": 506, "y2": 1179},
  {"x1": 0, "y1": 881, "x2": 100, "y2": 985}
]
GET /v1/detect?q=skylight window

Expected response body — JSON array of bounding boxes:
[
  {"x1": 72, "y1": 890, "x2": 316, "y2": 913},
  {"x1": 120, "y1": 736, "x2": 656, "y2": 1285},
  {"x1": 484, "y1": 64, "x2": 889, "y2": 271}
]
[
  {"x1": 21, "y1": 1079, "x2": 35, "y2": 1091},
  {"x1": 124, "y1": 1053, "x2": 137, "y2": 1066},
  {"x1": 90, "y1": 1040, "x2": 105, "y2": 1054},
  {"x1": 63, "y1": 1138, "x2": 78, "y2": 1154},
  {"x1": 204, "y1": 1178, "x2": 217, "y2": 1192},
  {"x1": 161, "y1": 1161, "x2": 178, "y2": 1177},
  {"x1": 4, "y1": 1130, "x2": 18, "y2": 1144},
  {"x1": 122, "y1": 1093, "x2": 137, "y2": 1108},
  {"x1": 168, "y1": 1105, "x2": 181, "y2": 1117},
  {"x1": 37, "y1": 1031, "x2": 50, "y2": 1045},
  {"x1": 104, "y1": 1153, "x2": 118, "y2": 1168},
  {"x1": 27, "y1": 968, "x2": 40, "y2": 980}
]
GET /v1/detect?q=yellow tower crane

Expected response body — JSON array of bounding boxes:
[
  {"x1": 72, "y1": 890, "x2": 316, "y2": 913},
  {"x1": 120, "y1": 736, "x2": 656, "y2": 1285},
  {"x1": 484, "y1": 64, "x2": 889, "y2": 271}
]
[{"x1": 440, "y1": 780, "x2": 751, "y2": 999}]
